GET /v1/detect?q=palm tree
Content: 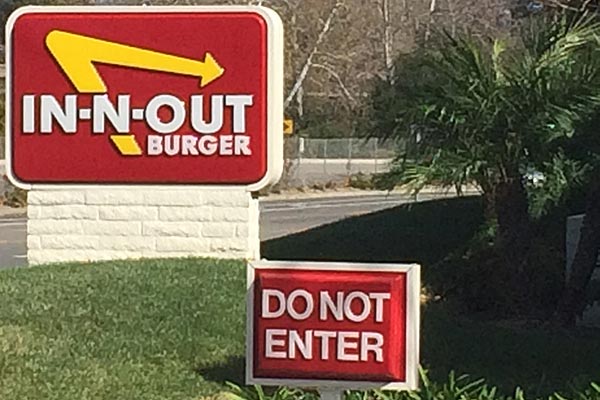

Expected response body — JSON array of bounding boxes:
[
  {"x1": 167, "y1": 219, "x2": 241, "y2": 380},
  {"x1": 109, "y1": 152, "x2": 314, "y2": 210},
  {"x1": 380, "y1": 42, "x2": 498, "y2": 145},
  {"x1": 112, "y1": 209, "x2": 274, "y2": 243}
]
[{"x1": 370, "y1": 15, "x2": 600, "y2": 281}]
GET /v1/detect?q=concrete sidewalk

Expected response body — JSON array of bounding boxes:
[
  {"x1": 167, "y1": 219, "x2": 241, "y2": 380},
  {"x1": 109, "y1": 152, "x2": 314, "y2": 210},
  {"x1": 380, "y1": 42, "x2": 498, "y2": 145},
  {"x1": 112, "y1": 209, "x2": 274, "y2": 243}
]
[
  {"x1": 261, "y1": 185, "x2": 481, "y2": 202},
  {"x1": 0, "y1": 206, "x2": 25, "y2": 218}
]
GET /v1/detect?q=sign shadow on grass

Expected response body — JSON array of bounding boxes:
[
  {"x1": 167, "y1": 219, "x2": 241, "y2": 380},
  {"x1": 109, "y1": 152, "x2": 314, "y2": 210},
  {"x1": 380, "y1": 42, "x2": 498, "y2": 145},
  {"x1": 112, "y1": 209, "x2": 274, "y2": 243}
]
[
  {"x1": 196, "y1": 355, "x2": 246, "y2": 386},
  {"x1": 261, "y1": 196, "x2": 484, "y2": 267}
]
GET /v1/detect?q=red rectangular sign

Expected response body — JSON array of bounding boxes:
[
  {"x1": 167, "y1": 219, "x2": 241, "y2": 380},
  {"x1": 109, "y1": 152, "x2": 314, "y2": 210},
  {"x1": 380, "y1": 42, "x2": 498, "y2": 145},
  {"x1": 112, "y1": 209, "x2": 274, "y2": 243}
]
[
  {"x1": 5, "y1": 6, "x2": 283, "y2": 189},
  {"x1": 247, "y1": 261, "x2": 420, "y2": 389}
]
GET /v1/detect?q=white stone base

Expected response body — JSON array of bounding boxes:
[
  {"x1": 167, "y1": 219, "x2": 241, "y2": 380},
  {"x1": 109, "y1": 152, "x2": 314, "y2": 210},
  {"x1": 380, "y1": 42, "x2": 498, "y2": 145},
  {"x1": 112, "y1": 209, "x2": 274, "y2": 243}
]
[{"x1": 27, "y1": 187, "x2": 259, "y2": 265}]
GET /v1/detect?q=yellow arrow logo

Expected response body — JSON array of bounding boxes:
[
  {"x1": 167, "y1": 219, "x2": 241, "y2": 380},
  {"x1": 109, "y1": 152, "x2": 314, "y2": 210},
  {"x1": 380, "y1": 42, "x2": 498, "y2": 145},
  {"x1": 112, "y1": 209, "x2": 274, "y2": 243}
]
[
  {"x1": 45, "y1": 30, "x2": 225, "y2": 93},
  {"x1": 110, "y1": 135, "x2": 143, "y2": 156}
]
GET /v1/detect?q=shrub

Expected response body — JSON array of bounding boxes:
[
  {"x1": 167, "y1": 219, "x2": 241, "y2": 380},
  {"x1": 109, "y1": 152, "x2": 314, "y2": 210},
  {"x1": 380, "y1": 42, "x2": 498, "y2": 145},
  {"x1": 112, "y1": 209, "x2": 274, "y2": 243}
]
[
  {"x1": 1, "y1": 176, "x2": 27, "y2": 207},
  {"x1": 224, "y1": 371, "x2": 600, "y2": 400},
  {"x1": 348, "y1": 172, "x2": 375, "y2": 190},
  {"x1": 225, "y1": 383, "x2": 317, "y2": 400},
  {"x1": 425, "y1": 218, "x2": 564, "y2": 318}
]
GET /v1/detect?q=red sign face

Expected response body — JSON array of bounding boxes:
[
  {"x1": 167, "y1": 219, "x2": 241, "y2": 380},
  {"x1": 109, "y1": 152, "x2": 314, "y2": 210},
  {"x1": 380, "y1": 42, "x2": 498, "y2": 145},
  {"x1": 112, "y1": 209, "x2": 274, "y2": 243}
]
[
  {"x1": 247, "y1": 262, "x2": 420, "y2": 390},
  {"x1": 5, "y1": 7, "x2": 283, "y2": 189}
]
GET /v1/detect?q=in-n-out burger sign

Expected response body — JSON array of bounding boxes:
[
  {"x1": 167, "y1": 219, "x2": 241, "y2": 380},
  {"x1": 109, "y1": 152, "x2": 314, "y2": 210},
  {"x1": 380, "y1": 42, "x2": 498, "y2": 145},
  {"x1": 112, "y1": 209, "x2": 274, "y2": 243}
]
[
  {"x1": 21, "y1": 94, "x2": 256, "y2": 157},
  {"x1": 247, "y1": 261, "x2": 420, "y2": 390},
  {"x1": 5, "y1": 7, "x2": 283, "y2": 189}
]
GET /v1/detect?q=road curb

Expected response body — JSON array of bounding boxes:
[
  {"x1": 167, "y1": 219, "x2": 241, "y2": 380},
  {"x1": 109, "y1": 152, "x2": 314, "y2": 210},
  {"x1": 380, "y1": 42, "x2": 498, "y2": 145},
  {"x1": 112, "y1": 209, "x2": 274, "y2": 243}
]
[
  {"x1": 260, "y1": 187, "x2": 481, "y2": 202},
  {"x1": 0, "y1": 206, "x2": 26, "y2": 219}
]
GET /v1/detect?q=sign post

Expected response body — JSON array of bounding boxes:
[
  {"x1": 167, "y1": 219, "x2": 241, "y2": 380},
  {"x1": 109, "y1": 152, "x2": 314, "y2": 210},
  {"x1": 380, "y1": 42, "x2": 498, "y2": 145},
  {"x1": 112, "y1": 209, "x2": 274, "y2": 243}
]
[
  {"x1": 247, "y1": 261, "x2": 420, "y2": 394},
  {"x1": 319, "y1": 389, "x2": 344, "y2": 400}
]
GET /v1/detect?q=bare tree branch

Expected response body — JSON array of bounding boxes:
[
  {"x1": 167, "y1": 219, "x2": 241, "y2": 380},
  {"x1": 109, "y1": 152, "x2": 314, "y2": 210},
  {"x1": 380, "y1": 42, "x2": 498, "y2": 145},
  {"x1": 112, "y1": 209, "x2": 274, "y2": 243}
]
[
  {"x1": 312, "y1": 63, "x2": 357, "y2": 105},
  {"x1": 425, "y1": 0, "x2": 437, "y2": 41},
  {"x1": 284, "y1": 1, "x2": 344, "y2": 109},
  {"x1": 315, "y1": 51, "x2": 354, "y2": 63},
  {"x1": 381, "y1": 0, "x2": 395, "y2": 79}
]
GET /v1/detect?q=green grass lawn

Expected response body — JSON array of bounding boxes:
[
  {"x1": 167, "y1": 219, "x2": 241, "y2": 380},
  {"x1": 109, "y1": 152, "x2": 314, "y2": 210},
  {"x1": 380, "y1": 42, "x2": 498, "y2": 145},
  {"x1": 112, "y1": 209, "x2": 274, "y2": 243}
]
[
  {"x1": 1, "y1": 197, "x2": 599, "y2": 399},
  {"x1": 1, "y1": 258, "x2": 600, "y2": 399},
  {"x1": 0, "y1": 258, "x2": 246, "y2": 400}
]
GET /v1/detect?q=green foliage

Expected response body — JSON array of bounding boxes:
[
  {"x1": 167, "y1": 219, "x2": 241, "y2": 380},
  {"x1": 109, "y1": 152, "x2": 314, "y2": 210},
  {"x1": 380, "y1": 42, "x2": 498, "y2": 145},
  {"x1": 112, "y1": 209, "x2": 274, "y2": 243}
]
[
  {"x1": 348, "y1": 172, "x2": 375, "y2": 190},
  {"x1": 526, "y1": 152, "x2": 591, "y2": 218},
  {"x1": 431, "y1": 231, "x2": 564, "y2": 317},
  {"x1": 368, "y1": 13, "x2": 600, "y2": 316},
  {"x1": 1, "y1": 175, "x2": 27, "y2": 207},
  {"x1": 1, "y1": 183, "x2": 27, "y2": 207},
  {"x1": 405, "y1": 370, "x2": 496, "y2": 400},
  {"x1": 225, "y1": 383, "x2": 317, "y2": 400},
  {"x1": 369, "y1": 14, "x2": 600, "y2": 197},
  {"x1": 372, "y1": 170, "x2": 400, "y2": 191},
  {"x1": 225, "y1": 371, "x2": 600, "y2": 400},
  {"x1": 224, "y1": 372, "x2": 464, "y2": 400},
  {"x1": 562, "y1": 382, "x2": 600, "y2": 400},
  {"x1": 372, "y1": 152, "x2": 479, "y2": 193}
]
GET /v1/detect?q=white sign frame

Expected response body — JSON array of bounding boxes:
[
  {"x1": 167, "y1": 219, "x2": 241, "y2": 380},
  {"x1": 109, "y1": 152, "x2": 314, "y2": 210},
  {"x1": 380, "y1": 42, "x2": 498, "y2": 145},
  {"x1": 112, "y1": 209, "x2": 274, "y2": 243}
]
[
  {"x1": 246, "y1": 260, "x2": 421, "y2": 390},
  {"x1": 4, "y1": 6, "x2": 283, "y2": 192}
]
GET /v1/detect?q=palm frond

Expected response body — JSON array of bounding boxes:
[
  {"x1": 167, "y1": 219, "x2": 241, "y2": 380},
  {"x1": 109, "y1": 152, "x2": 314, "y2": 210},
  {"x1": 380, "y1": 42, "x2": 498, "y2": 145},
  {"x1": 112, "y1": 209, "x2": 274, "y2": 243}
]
[{"x1": 370, "y1": 13, "x2": 600, "y2": 192}]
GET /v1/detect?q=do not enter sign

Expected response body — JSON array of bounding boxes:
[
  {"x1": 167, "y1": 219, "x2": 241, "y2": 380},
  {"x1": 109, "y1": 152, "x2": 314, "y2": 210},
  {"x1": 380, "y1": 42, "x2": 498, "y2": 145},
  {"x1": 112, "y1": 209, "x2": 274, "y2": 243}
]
[{"x1": 247, "y1": 261, "x2": 420, "y2": 390}]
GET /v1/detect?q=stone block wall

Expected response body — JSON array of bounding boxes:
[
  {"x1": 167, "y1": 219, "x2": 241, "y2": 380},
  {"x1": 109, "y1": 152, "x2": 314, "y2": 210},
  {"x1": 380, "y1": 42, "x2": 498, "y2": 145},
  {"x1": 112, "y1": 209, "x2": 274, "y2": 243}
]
[{"x1": 27, "y1": 187, "x2": 259, "y2": 265}]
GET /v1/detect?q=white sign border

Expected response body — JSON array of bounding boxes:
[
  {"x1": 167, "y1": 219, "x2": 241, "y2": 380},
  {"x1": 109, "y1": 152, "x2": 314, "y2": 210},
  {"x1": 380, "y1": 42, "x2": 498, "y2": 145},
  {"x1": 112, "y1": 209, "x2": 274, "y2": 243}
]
[
  {"x1": 4, "y1": 5, "x2": 283, "y2": 192},
  {"x1": 246, "y1": 260, "x2": 421, "y2": 390}
]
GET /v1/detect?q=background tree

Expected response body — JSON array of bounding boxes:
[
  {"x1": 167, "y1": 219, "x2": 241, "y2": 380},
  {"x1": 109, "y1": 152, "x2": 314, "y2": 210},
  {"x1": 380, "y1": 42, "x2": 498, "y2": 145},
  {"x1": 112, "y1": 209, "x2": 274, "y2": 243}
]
[
  {"x1": 548, "y1": 0, "x2": 600, "y2": 325},
  {"x1": 1, "y1": 0, "x2": 526, "y2": 139},
  {"x1": 524, "y1": 0, "x2": 600, "y2": 327},
  {"x1": 368, "y1": 15, "x2": 600, "y2": 298}
]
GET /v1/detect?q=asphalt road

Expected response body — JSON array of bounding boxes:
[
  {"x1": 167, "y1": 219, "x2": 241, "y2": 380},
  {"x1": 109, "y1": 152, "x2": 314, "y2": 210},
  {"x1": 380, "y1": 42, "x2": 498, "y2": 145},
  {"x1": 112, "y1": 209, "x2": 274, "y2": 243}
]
[
  {"x1": 260, "y1": 193, "x2": 422, "y2": 240},
  {"x1": 0, "y1": 215, "x2": 27, "y2": 269},
  {"x1": 0, "y1": 192, "x2": 456, "y2": 269}
]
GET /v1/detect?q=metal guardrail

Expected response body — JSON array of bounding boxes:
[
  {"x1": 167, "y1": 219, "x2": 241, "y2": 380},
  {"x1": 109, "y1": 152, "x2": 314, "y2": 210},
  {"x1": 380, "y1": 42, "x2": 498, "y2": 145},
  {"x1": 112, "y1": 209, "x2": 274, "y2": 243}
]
[
  {"x1": 281, "y1": 137, "x2": 400, "y2": 186},
  {"x1": 287, "y1": 137, "x2": 402, "y2": 160},
  {"x1": 0, "y1": 137, "x2": 397, "y2": 181}
]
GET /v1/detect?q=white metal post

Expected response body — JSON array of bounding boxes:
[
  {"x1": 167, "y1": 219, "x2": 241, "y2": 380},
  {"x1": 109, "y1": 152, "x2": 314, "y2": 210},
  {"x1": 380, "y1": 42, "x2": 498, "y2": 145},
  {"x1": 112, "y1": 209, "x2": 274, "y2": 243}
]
[
  {"x1": 323, "y1": 139, "x2": 328, "y2": 175},
  {"x1": 319, "y1": 389, "x2": 344, "y2": 400},
  {"x1": 374, "y1": 138, "x2": 378, "y2": 174}
]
